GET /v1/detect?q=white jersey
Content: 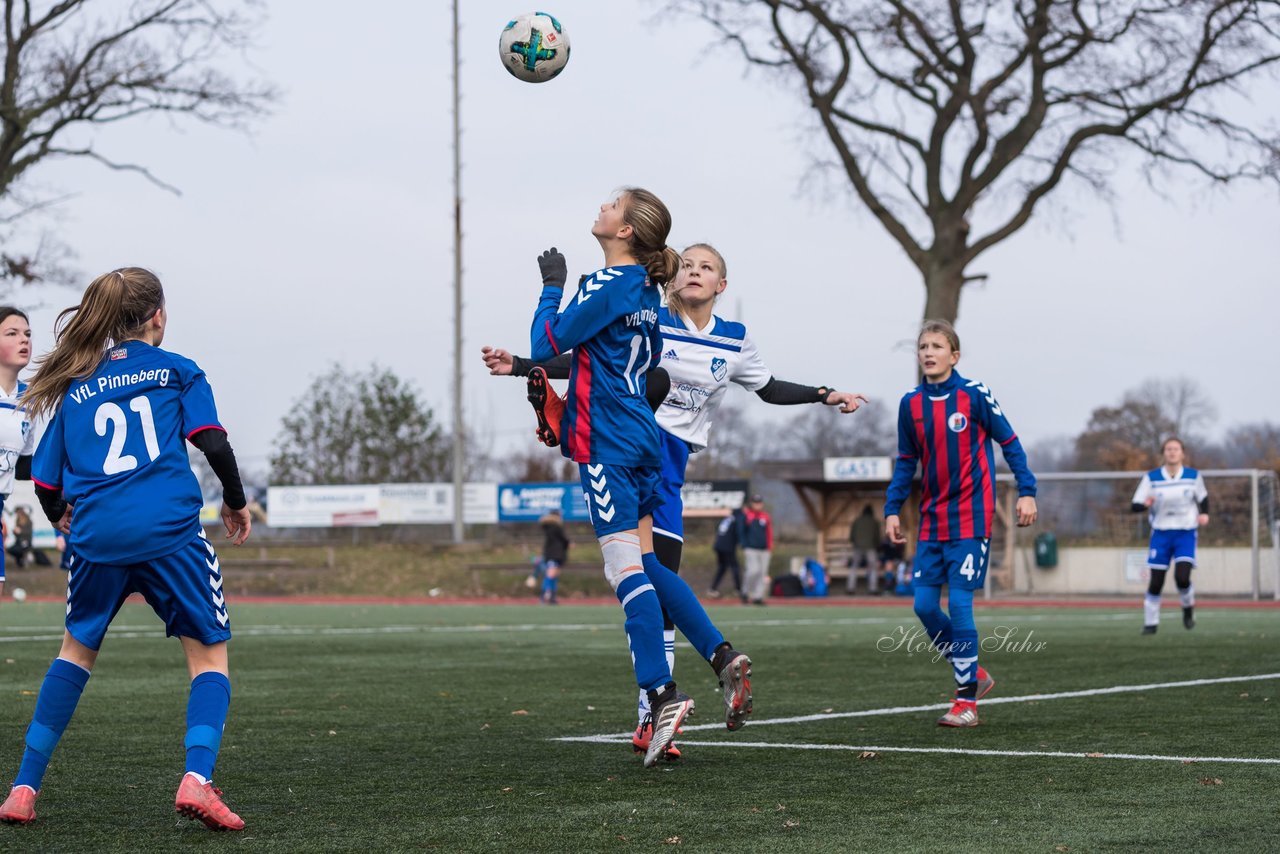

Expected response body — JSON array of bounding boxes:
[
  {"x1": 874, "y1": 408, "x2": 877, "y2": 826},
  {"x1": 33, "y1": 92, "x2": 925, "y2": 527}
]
[
  {"x1": 655, "y1": 308, "x2": 772, "y2": 453},
  {"x1": 0, "y1": 381, "x2": 34, "y2": 496},
  {"x1": 1132, "y1": 466, "x2": 1208, "y2": 530}
]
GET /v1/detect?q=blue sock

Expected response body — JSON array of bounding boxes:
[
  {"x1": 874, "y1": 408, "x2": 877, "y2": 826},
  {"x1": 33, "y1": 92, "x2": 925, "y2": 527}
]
[
  {"x1": 184, "y1": 671, "x2": 231, "y2": 781},
  {"x1": 15, "y1": 658, "x2": 91, "y2": 791},
  {"x1": 542, "y1": 575, "x2": 558, "y2": 600},
  {"x1": 641, "y1": 553, "x2": 725, "y2": 661},
  {"x1": 913, "y1": 585, "x2": 954, "y2": 655},
  {"x1": 947, "y1": 587, "x2": 979, "y2": 699},
  {"x1": 616, "y1": 572, "x2": 669, "y2": 692}
]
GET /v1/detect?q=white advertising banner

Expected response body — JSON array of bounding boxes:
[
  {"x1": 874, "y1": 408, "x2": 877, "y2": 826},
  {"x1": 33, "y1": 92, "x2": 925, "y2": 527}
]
[
  {"x1": 822, "y1": 456, "x2": 895, "y2": 482},
  {"x1": 379, "y1": 483, "x2": 499, "y2": 525},
  {"x1": 267, "y1": 485, "x2": 381, "y2": 527}
]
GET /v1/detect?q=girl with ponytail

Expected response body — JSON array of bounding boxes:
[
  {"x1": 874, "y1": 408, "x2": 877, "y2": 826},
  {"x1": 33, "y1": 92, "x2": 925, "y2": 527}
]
[
  {"x1": 523, "y1": 188, "x2": 754, "y2": 767},
  {"x1": 0, "y1": 268, "x2": 252, "y2": 830}
]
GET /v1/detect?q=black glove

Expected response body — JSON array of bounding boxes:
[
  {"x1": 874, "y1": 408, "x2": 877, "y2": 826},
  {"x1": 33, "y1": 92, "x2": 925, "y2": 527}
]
[{"x1": 538, "y1": 247, "x2": 567, "y2": 289}]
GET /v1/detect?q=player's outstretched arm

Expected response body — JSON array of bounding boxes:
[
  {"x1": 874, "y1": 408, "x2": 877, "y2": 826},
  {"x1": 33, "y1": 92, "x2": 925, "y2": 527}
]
[{"x1": 481, "y1": 346, "x2": 573, "y2": 379}]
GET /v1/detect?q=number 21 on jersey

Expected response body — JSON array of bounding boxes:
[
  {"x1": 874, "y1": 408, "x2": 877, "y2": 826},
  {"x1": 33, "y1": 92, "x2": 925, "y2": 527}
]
[{"x1": 95, "y1": 395, "x2": 160, "y2": 474}]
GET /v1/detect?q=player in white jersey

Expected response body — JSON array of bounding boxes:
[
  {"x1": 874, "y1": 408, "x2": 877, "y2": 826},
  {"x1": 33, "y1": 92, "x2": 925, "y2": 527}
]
[
  {"x1": 483, "y1": 242, "x2": 867, "y2": 754},
  {"x1": 1131, "y1": 437, "x2": 1209, "y2": 634},
  {"x1": 0, "y1": 307, "x2": 36, "y2": 604}
]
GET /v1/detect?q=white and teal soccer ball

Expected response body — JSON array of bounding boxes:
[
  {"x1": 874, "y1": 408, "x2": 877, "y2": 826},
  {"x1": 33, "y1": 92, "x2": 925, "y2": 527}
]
[
  {"x1": 11, "y1": 587, "x2": 26, "y2": 603},
  {"x1": 499, "y1": 12, "x2": 570, "y2": 83}
]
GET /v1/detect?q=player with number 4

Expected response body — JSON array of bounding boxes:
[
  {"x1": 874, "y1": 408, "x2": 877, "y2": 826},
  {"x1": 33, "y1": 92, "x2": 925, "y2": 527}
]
[
  {"x1": 0, "y1": 268, "x2": 252, "y2": 830},
  {"x1": 885, "y1": 320, "x2": 1037, "y2": 728}
]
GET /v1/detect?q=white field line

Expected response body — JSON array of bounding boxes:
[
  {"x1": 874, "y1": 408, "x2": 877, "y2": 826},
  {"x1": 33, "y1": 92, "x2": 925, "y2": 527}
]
[
  {"x1": 0, "y1": 610, "x2": 1137, "y2": 645},
  {"x1": 557, "y1": 671, "x2": 1280, "y2": 762},
  {"x1": 619, "y1": 740, "x2": 1280, "y2": 765}
]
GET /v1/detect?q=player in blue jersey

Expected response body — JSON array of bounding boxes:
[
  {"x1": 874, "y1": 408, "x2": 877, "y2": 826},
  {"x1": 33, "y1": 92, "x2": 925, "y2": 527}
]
[
  {"x1": 885, "y1": 320, "x2": 1037, "y2": 728},
  {"x1": 0, "y1": 268, "x2": 252, "y2": 830},
  {"x1": 526, "y1": 188, "x2": 753, "y2": 766},
  {"x1": 0, "y1": 307, "x2": 36, "y2": 605},
  {"x1": 1131, "y1": 437, "x2": 1209, "y2": 634},
  {"x1": 486, "y1": 240, "x2": 866, "y2": 755}
]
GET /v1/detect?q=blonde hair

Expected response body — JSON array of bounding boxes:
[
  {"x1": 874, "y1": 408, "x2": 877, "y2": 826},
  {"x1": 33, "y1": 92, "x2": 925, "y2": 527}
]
[
  {"x1": 682, "y1": 243, "x2": 727, "y2": 279},
  {"x1": 919, "y1": 319, "x2": 960, "y2": 353},
  {"x1": 620, "y1": 187, "x2": 680, "y2": 286},
  {"x1": 24, "y1": 267, "x2": 165, "y2": 418}
]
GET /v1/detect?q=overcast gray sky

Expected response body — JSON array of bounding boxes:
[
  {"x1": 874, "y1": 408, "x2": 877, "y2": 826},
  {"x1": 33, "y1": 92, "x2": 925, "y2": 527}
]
[{"x1": 17, "y1": 1, "x2": 1279, "y2": 480}]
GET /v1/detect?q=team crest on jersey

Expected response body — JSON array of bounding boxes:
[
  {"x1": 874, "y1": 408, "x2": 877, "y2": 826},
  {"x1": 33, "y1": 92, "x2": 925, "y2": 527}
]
[
  {"x1": 710, "y1": 357, "x2": 727, "y2": 381},
  {"x1": 948, "y1": 412, "x2": 968, "y2": 433},
  {"x1": 110, "y1": 347, "x2": 128, "y2": 361}
]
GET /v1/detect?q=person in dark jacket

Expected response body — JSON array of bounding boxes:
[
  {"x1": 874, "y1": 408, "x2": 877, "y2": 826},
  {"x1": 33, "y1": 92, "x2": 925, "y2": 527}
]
[
  {"x1": 708, "y1": 507, "x2": 744, "y2": 598},
  {"x1": 539, "y1": 509, "x2": 570, "y2": 604}
]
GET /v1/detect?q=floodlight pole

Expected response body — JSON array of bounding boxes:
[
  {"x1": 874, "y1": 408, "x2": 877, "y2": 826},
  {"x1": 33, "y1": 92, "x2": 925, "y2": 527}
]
[{"x1": 450, "y1": 0, "x2": 465, "y2": 544}]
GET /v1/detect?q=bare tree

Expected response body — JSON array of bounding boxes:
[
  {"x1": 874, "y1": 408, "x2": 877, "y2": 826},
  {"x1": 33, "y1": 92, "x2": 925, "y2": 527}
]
[
  {"x1": 669, "y1": 0, "x2": 1280, "y2": 324},
  {"x1": 1074, "y1": 376, "x2": 1216, "y2": 469},
  {"x1": 780, "y1": 397, "x2": 894, "y2": 457},
  {"x1": 1, "y1": 0, "x2": 274, "y2": 286}
]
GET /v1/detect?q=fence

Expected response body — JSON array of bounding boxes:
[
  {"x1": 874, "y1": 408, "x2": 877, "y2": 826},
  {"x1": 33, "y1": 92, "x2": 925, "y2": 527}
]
[{"x1": 991, "y1": 469, "x2": 1279, "y2": 599}]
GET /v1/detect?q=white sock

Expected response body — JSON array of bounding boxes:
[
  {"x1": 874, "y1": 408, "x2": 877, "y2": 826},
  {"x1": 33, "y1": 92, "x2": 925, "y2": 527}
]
[
  {"x1": 1179, "y1": 585, "x2": 1195, "y2": 609},
  {"x1": 1143, "y1": 593, "x2": 1161, "y2": 626}
]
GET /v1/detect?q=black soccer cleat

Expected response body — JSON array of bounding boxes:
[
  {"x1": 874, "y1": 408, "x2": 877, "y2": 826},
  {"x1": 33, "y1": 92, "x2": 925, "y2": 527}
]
[{"x1": 1183, "y1": 607, "x2": 1195, "y2": 630}]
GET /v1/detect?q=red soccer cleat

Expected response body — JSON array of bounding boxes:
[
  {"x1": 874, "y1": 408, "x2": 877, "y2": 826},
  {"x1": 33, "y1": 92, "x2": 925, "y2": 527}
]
[
  {"x1": 631, "y1": 717, "x2": 681, "y2": 761},
  {"x1": 0, "y1": 785, "x2": 37, "y2": 825},
  {"x1": 175, "y1": 772, "x2": 245, "y2": 831},
  {"x1": 976, "y1": 665, "x2": 995, "y2": 701},
  {"x1": 527, "y1": 367, "x2": 566, "y2": 448},
  {"x1": 937, "y1": 699, "x2": 979, "y2": 727}
]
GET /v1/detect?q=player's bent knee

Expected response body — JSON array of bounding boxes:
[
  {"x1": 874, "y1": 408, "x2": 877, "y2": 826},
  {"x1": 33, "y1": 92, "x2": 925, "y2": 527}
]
[{"x1": 600, "y1": 531, "x2": 643, "y2": 591}]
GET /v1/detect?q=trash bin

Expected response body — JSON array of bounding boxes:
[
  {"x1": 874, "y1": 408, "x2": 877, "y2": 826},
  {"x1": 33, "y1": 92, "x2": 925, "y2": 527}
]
[{"x1": 1034, "y1": 532, "x2": 1058, "y2": 568}]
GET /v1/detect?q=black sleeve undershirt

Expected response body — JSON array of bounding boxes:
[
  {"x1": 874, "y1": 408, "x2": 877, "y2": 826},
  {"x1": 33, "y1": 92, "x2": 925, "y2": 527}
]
[
  {"x1": 510, "y1": 353, "x2": 573, "y2": 379},
  {"x1": 1130, "y1": 503, "x2": 1147, "y2": 514},
  {"x1": 755, "y1": 377, "x2": 827, "y2": 405},
  {"x1": 34, "y1": 483, "x2": 67, "y2": 526},
  {"x1": 189, "y1": 429, "x2": 247, "y2": 511},
  {"x1": 15, "y1": 454, "x2": 30, "y2": 481},
  {"x1": 1199, "y1": 497, "x2": 1210, "y2": 514}
]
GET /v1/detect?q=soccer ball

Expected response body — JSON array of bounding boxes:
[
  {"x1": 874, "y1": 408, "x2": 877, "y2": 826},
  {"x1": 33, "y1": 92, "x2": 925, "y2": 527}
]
[
  {"x1": 499, "y1": 12, "x2": 570, "y2": 83},
  {"x1": 11, "y1": 587, "x2": 26, "y2": 602}
]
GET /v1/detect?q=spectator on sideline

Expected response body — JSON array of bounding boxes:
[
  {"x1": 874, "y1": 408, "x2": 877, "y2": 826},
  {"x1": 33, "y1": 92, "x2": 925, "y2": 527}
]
[
  {"x1": 708, "y1": 505, "x2": 744, "y2": 599},
  {"x1": 846, "y1": 505, "x2": 881, "y2": 593},
  {"x1": 739, "y1": 495, "x2": 773, "y2": 605},
  {"x1": 538, "y1": 509, "x2": 570, "y2": 604}
]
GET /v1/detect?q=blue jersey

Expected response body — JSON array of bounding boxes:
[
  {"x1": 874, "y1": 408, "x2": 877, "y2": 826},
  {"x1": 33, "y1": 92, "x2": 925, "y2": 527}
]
[
  {"x1": 885, "y1": 371, "x2": 1036, "y2": 541},
  {"x1": 32, "y1": 342, "x2": 223, "y2": 565},
  {"x1": 531, "y1": 264, "x2": 662, "y2": 466}
]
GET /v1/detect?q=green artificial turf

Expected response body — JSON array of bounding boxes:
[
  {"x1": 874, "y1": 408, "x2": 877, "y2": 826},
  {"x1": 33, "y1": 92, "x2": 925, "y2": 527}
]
[{"x1": 0, "y1": 601, "x2": 1274, "y2": 852}]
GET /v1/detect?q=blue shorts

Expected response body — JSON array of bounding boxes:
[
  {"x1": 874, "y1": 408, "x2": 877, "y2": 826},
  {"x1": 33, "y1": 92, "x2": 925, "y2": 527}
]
[
  {"x1": 913, "y1": 538, "x2": 991, "y2": 591},
  {"x1": 1148, "y1": 529, "x2": 1197, "y2": 569},
  {"x1": 650, "y1": 431, "x2": 690, "y2": 542},
  {"x1": 578, "y1": 462, "x2": 663, "y2": 537},
  {"x1": 66, "y1": 530, "x2": 231, "y2": 650}
]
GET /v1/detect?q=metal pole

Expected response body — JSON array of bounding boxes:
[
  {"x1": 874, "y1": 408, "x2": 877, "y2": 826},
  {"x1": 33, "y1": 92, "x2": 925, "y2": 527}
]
[
  {"x1": 450, "y1": 0, "x2": 465, "y2": 544},
  {"x1": 1250, "y1": 469, "x2": 1260, "y2": 601}
]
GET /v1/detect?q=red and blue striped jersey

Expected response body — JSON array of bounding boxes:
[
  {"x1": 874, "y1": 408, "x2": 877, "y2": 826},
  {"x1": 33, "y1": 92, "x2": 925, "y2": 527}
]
[
  {"x1": 884, "y1": 371, "x2": 1036, "y2": 541},
  {"x1": 531, "y1": 264, "x2": 663, "y2": 466}
]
